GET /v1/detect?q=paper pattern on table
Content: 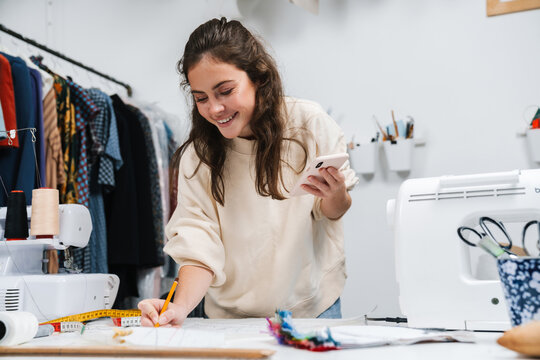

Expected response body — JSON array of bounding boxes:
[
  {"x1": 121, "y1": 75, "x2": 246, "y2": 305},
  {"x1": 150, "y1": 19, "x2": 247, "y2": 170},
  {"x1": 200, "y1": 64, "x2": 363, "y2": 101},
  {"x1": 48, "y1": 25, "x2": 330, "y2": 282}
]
[
  {"x1": 123, "y1": 327, "x2": 225, "y2": 348},
  {"x1": 329, "y1": 325, "x2": 475, "y2": 348}
]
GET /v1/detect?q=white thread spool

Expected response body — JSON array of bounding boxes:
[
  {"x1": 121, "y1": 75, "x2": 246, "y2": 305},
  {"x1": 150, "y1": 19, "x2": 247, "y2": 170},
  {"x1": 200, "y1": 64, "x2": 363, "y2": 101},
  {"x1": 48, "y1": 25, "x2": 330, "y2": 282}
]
[
  {"x1": 30, "y1": 188, "x2": 60, "y2": 237},
  {"x1": 0, "y1": 311, "x2": 38, "y2": 346}
]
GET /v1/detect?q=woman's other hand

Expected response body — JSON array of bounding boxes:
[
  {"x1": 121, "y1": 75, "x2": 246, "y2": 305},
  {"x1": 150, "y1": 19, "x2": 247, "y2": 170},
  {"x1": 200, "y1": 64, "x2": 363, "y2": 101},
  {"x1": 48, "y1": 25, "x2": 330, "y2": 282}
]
[{"x1": 301, "y1": 167, "x2": 351, "y2": 220}]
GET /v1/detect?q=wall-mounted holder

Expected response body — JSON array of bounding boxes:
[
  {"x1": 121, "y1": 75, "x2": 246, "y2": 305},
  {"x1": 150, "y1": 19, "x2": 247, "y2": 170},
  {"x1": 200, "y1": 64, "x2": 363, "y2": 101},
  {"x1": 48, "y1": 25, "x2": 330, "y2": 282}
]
[
  {"x1": 348, "y1": 142, "x2": 377, "y2": 175},
  {"x1": 526, "y1": 129, "x2": 540, "y2": 163},
  {"x1": 383, "y1": 138, "x2": 414, "y2": 172}
]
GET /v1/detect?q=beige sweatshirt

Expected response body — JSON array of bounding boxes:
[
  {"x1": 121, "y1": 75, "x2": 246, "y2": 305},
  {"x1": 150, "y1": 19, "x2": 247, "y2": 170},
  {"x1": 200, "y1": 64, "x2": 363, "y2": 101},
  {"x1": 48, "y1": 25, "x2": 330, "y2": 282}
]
[{"x1": 164, "y1": 97, "x2": 358, "y2": 318}]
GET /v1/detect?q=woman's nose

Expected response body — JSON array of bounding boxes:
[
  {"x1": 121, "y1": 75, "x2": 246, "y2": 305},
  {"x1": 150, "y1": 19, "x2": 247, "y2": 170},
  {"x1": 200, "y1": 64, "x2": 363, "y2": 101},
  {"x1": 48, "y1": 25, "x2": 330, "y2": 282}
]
[{"x1": 208, "y1": 99, "x2": 225, "y2": 116}]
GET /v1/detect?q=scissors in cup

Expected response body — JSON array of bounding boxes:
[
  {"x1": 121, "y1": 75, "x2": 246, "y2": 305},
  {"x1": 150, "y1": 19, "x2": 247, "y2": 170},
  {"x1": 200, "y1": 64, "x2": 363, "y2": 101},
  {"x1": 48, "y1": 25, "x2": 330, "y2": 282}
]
[
  {"x1": 521, "y1": 220, "x2": 540, "y2": 256},
  {"x1": 457, "y1": 216, "x2": 515, "y2": 258}
]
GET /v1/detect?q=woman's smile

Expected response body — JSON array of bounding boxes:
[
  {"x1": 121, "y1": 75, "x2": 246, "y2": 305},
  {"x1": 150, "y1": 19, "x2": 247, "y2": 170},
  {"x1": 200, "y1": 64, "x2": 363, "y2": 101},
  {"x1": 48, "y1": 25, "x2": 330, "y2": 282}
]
[{"x1": 216, "y1": 112, "x2": 238, "y2": 125}]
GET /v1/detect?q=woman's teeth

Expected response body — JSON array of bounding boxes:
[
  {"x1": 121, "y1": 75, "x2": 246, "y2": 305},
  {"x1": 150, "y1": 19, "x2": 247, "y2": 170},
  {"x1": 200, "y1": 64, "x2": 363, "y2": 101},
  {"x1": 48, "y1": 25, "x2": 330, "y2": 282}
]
[{"x1": 218, "y1": 113, "x2": 235, "y2": 124}]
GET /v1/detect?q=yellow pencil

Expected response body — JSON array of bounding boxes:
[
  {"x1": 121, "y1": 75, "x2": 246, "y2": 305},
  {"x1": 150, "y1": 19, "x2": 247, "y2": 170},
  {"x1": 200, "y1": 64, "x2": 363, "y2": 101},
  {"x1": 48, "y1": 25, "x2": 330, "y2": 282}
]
[{"x1": 154, "y1": 277, "x2": 179, "y2": 327}]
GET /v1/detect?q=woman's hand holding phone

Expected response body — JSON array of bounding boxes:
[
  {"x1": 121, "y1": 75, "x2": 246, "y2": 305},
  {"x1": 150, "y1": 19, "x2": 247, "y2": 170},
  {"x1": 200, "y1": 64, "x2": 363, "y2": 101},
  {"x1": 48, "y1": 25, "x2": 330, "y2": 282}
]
[
  {"x1": 301, "y1": 165, "x2": 347, "y2": 197},
  {"x1": 290, "y1": 153, "x2": 352, "y2": 219},
  {"x1": 290, "y1": 153, "x2": 349, "y2": 197}
]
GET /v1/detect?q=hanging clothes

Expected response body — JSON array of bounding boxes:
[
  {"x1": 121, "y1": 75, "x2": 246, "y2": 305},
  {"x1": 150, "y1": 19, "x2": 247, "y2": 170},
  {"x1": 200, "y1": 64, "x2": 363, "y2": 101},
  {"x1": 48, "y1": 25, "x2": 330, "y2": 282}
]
[
  {"x1": 135, "y1": 104, "x2": 180, "y2": 292},
  {"x1": 0, "y1": 55, "x2": 19, "y2": 147},
  {"x1": 105, "y1": 95, "x2": 164, "y2": 307},
  {"x1": 125, "y1": 104, "x2": 164, "y2": 257},
  {"x1": 28, "y1": 68, "x2": 45, "y2": 187},
  {"x1": 137, "y1": 104, "x2": 179, "y2": 224},
  {"x1": 60, "y1": 79, "x2": 99, "y2": 271},
  {"x1": 0, "y1": 53, "x2": 36, "y2": 206},
  {"x1": 52, "y1": 74, "x2": 78, "y2": 204},
  {"x1": 98, "y1": 95, "x2": 123, "y2": 192},
  {"x1": 163, "y1": 121, "x2": 180, "y2": 282},
  {"x1": 31, "y1": 56, "x2": 78, "y2": 205},
  {"x1": 126, "y1": 104, "x2": 167, "y2": 303},
  {"x1": 86, "y1": 88, "x2": 122, "y2": 274},
  {"x1": 65, "y1": 78, "x2": 99, "y2": 207},
  {"x1": 0, "y1": 54, "x2": 17, "y2": 148},
  {"x1": 43, "y1": 87, "x2": 64, "y2": 189},
  {"x1": 164, "y1": 121, "x2": 180, "y2": 220},
  {"x1": 89, "y1": 90, "x2": 123, "y2": 275}
]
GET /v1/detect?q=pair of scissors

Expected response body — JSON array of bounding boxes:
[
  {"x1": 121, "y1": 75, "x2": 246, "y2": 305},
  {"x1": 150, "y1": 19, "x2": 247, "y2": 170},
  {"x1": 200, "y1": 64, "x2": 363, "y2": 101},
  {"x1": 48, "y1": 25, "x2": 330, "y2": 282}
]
[
  {"x1": 522, "y1": 220, "x2": 540, "y2": 256},
  {"x1": 457, "y1": 216, "x2": 513, "y2": 254}
]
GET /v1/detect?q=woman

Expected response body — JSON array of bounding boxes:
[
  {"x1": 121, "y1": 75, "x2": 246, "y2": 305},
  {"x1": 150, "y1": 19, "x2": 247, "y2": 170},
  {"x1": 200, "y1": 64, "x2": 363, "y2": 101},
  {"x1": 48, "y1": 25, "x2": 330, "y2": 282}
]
[{"x1": 138, "y1": 17, "x2": 358, "y2": 326}]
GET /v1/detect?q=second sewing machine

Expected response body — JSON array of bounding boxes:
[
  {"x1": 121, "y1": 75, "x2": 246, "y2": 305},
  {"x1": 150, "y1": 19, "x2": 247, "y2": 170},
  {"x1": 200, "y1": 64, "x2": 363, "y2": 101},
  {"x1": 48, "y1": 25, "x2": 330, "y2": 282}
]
[{"x1": 387, "y1": 169, "x2": 540, "y2": 331}]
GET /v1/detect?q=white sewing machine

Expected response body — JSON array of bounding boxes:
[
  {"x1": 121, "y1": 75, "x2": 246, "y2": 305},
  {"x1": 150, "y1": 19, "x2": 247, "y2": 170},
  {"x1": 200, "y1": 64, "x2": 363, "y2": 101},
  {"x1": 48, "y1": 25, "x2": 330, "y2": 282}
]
[
  {"x1": 387, "y1": 169, "x2": 540, "y2": 331},
  {"x1": 0, "y1": 204, "x2": 119, "y2": 322}
]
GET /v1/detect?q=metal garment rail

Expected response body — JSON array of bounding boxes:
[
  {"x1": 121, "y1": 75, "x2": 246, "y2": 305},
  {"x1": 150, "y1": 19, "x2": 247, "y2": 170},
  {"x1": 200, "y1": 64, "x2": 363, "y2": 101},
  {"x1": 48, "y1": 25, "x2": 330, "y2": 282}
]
[{"x1": 0, "y1": 23, "x2": 132, "y2": 96}]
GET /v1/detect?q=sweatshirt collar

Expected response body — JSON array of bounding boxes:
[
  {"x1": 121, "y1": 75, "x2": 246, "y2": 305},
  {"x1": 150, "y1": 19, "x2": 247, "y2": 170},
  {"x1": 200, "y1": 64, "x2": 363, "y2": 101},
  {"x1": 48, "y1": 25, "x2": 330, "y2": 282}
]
[{"x1": 228, "y1": 136, "x2": 257, "y2": 155}]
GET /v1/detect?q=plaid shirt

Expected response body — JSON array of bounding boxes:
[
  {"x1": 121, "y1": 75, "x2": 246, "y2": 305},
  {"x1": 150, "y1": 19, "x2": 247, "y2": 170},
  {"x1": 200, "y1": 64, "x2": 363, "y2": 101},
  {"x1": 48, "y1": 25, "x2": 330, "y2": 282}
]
[
  {"x1": 65, "y1": 79, "x2": 99, "y2": 272},
  {"x1": 65, "y1": 78, "x2": 99, "y2": 208}
]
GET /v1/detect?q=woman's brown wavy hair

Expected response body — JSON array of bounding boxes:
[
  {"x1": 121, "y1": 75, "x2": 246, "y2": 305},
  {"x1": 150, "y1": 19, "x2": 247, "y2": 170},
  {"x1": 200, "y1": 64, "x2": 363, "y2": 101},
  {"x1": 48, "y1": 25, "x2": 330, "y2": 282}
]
[{"x1": 171, "y1": 17, "x2": 307, "y2": 206}]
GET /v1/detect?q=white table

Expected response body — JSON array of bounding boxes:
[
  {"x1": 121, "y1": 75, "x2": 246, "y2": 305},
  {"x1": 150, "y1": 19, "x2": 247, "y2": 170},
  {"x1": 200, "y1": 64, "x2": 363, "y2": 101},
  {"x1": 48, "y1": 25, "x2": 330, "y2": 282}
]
[{"x1": 6, "y1": 317, "x2": 530, "y2": 359}]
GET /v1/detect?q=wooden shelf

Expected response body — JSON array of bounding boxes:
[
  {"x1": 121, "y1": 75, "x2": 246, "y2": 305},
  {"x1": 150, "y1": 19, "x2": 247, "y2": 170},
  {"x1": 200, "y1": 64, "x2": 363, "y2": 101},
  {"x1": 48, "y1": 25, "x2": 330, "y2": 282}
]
[{"x1": 487, "y1": 0, "x2": 540, "y2": 16}]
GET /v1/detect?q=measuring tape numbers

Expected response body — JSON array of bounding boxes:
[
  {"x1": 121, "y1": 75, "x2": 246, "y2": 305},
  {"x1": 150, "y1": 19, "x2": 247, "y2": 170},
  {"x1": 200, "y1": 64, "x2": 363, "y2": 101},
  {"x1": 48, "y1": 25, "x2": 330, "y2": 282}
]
[{"x1": 41, "y1": 309, "x2": 141, "y2": 332}]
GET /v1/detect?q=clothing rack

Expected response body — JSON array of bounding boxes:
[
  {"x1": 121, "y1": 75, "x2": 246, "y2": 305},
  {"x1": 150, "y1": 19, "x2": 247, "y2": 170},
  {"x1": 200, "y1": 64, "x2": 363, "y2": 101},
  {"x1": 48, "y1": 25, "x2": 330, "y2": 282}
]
[{"x1": 0, "y1": 23, "x2": 132, "y2": 97}]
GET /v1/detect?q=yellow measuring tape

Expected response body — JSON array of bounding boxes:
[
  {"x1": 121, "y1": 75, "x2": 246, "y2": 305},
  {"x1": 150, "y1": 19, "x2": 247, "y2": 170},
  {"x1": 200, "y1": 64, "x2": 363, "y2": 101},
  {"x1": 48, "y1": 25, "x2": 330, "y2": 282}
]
[{"x1": 41, "y1": 309, "x2": 141, "y2": 325}]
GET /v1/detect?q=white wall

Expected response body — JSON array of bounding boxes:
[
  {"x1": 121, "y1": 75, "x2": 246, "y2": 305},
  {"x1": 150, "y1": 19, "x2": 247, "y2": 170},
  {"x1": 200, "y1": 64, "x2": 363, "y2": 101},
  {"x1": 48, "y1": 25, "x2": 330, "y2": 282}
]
[{"x1": 1, "y1": 0, "x2": 539, "y2": 317}]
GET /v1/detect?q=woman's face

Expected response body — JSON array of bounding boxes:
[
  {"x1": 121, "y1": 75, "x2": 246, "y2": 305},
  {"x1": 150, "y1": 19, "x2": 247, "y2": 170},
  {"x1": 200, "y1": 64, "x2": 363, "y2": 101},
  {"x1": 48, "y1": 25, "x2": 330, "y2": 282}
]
[{"x1": 188, "y1": 56, "x2": 257, "y2": 139}]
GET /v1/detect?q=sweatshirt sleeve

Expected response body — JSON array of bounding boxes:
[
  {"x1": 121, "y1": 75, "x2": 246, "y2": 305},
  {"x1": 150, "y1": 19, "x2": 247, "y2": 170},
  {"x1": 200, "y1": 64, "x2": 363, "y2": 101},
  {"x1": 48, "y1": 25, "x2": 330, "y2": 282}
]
[
  {"x1": 163, "y1": 145, "x2": 226, "y2": 287},
  {"x1": 307, "y1": 107, "x2": 359, "y2": 221}
]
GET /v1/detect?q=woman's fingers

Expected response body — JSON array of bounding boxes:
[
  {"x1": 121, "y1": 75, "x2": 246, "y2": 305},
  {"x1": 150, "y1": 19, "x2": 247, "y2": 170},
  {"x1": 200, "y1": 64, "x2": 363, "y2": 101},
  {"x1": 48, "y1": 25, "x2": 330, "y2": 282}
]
[
  {"x1": 308, "y1": 175, "x2": 330, "y2": 193},
  {"x1": 305, "y1": 167, "x2": 346, "y2": 197},
  {"x1": 301, "y1": 183, "x2": 323, "y2": 197},
  {"x1": 326, "y1": 167, "x2": 345, "y2": 182},
  {"x1": 157, "y1": 309, "x2": 177, "y2": 326},
  {"x1": 140, "y1": 316, "x2": 155, "y2": 327},
  {"x1": 318, "y1": 168, "x2": 337, "y2": 186},
  {"x1": 138, "y1": 299, "x2": 164, "y2": 326}
]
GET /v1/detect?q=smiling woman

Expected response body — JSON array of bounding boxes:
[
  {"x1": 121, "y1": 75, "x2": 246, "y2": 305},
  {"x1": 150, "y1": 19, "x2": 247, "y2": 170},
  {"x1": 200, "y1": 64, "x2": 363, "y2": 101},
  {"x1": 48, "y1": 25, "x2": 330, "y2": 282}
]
[
  {"x1": 137, "y1": 17, "x2": 358, "y2": 327},
  {"x1": 189, "y1": 57, "x2": 257, "y2": 139}
]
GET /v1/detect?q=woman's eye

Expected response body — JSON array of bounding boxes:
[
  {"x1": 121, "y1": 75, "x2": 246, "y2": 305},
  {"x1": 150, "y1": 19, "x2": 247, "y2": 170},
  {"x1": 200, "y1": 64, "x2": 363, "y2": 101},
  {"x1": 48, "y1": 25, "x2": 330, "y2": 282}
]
[
  {"x1": 220, "y1": 88, "x2": 233, "y2": 96},
  {"x1": 195, "y1": 97, "x2": 208, "y2": 103}
]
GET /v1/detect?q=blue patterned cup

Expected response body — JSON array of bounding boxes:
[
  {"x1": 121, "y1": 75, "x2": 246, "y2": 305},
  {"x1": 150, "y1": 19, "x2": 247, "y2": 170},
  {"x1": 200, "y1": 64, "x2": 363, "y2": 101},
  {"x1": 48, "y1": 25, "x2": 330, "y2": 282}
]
[{"x1": 497, "y1": 258, "x2": 540, "y2": 327}]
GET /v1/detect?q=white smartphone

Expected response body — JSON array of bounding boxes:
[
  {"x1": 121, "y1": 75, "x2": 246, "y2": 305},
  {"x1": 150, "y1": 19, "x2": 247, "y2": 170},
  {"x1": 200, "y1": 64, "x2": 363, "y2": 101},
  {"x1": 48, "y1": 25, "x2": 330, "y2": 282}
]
[{"x1": 289, "y1": 153, "x2": 349, "y2": 196}]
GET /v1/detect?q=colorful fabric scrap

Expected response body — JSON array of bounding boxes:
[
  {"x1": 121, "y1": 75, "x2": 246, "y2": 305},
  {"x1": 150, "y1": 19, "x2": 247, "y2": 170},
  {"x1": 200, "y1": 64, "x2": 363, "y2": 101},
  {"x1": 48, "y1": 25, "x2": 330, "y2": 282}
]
[{"x1": 266, "y1": 310, "x2": 341, "y2": 352}]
